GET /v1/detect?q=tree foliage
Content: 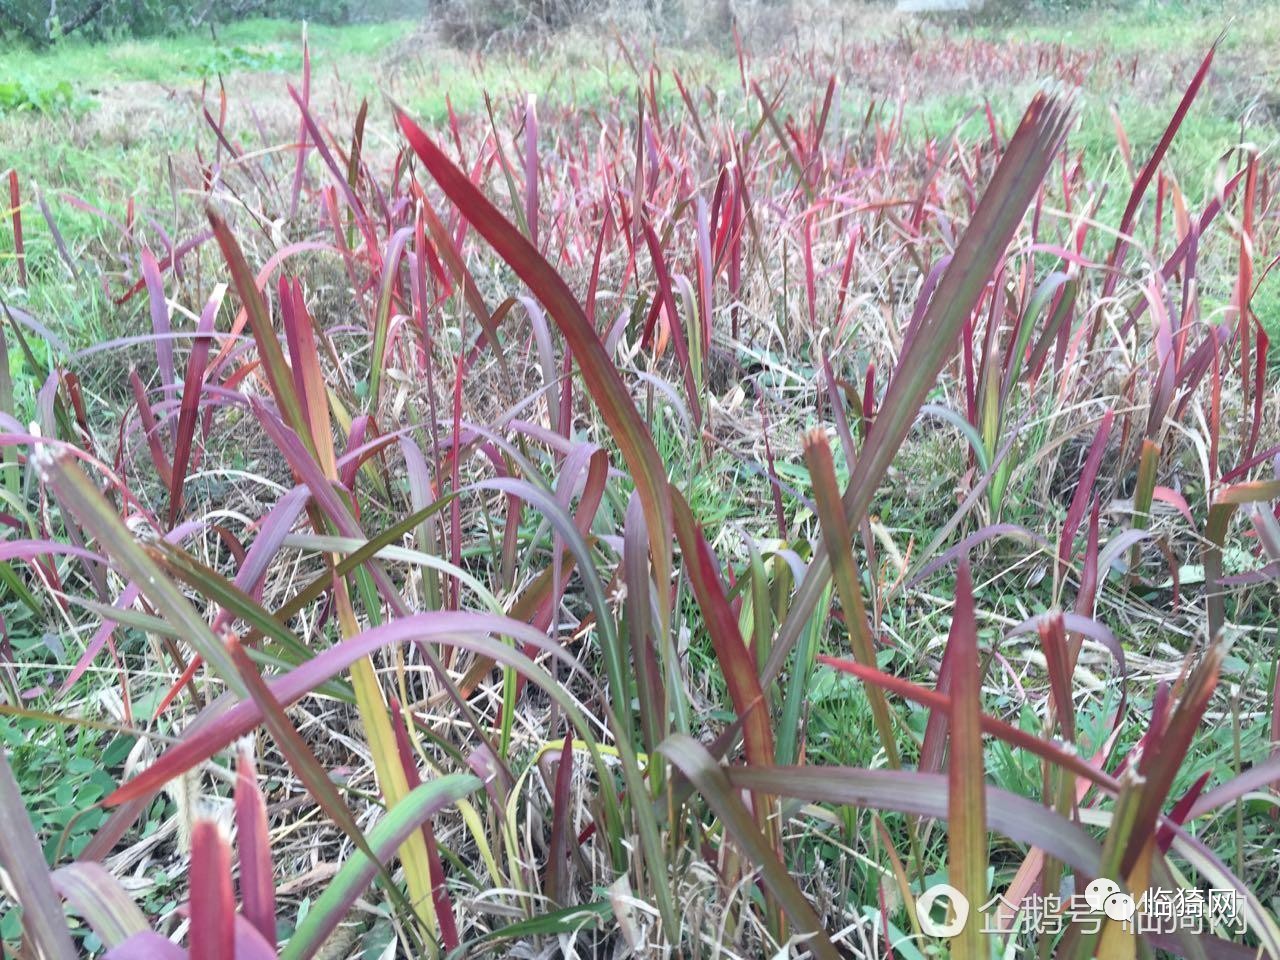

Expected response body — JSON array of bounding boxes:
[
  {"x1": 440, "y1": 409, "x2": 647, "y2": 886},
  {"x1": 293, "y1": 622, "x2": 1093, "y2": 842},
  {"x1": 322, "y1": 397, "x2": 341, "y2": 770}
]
[{"x1": 0, "y1": 0, "x2": 390, "y2": 45}]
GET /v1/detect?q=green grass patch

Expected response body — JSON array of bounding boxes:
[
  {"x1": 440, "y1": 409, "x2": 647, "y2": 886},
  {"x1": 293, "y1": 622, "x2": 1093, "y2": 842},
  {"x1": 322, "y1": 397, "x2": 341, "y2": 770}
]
[
  {"x1": 0, "y1": 18, "x2": 415, "y2": 86},
  {"x1": 983, "y1": 0, "x2": 1280, "y2": 53}
]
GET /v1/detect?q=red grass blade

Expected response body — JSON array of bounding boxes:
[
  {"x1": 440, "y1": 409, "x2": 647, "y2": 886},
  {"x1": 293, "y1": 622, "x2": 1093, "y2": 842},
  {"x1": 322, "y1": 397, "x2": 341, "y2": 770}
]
[
  {"x1": 233, "y1": 918, "x2": 278, "y2": 960},
  {"x1": 286, "y1": 85, "x2": 375, "y2": 254},
  {"x1": 281, "y1": 279, "x2": 338, "y2": 473},
  {"x1": 946, "y1": 563, "x2": 987, "y2": 960},
  {"x1": 168, "y1": 284, "x2": 225, "y2": 528},
  {"x1": 107, "y1": 613, "x2": 557, "y2": 806},
  {"x1": 368, "y1": 227, "x2": 413, "y2": 411},
  {"x1": 1123, "y1": 641, "x2": 1225, "y2": 876},
  {"x1": 397, "y1": 107, "x2": 674, "y2": 641},
  {"x1": 141, "y1": 248, "x2": 176, "y2": 392},
  {"x1": 818, "y1": 655, "x2": 1122, "y2": 796},
  {"x1": 104, "y1": 931, "x2": 185, "y2": 959},
  {"x1": 189, "y1": 821, "x2": 235, "y2": 960},
  {"x1": 222, "y1": 635, "x2": 426, "y2": 945},
  {"x1": 1038, "y1": 611, "x2": 1076, "y2": 742},
  {"x1": 410, "y1": 181, "x2": 511, "y2": 382},
  {"x1": 129, "y1": 368, "x2": 174, "y2": 489},
  {"x1": 546, "y1": 724, "x2": 574, "y2": 906},
  {"x1": 1058, "y1": 409, "x2": 1113, "y2": 578},
  {"x1": 642, "y1": 222, "x2": 702, "y2": 429},
  {"x1": 234, "y1": 749, "x2": 276, "y2": 948},
  {"x1": 1101, "y1": 40, "x2": 1219, "y2": 303}
]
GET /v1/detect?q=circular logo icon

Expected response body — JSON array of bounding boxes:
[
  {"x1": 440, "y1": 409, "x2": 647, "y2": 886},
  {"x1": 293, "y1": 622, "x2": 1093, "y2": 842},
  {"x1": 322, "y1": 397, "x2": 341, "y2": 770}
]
[
  {"x1": 1103, "y1": 891, "x2": 1137, "y2": 923},
  {"x1": 916, "y1": 883, "x2": 970, "y2": 939},
  {"x1": 1084, "y1": 877, "x2": 1121, "y2": 912}
]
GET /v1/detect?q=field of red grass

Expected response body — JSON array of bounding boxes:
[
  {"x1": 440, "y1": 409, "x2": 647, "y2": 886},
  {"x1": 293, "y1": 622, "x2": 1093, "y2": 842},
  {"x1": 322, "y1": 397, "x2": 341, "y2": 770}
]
[{"x1": 2, "y1": 4, "x2": 1279, "y2": 957}]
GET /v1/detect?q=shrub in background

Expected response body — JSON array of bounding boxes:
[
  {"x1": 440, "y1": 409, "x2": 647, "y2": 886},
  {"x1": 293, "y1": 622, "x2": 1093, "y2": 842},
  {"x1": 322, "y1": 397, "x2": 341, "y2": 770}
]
[{"x1": 434, "y1": 0, "x2": 796, "y2": 49}]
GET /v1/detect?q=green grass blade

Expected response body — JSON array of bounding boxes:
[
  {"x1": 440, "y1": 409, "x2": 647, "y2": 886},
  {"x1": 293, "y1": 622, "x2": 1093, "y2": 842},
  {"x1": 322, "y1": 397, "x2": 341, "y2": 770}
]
[
  {"x1": 804, "y1": 428, "x2": 900, "y2": 768},
  {"x1": 661, "y1": 734, "x2": 839, "y2": 960},
  {"x1": 224, "y1": 635, "x2": 430, "y2": 955},
  {"x1": 0, "y1": 751, "x2": 77, "y2": 960},
  {"x1": 1204, "y1": 480, "x2": 1280, "y2": 638},
  {"x1": 281, "y1": 774, "x2": 481, "y2": 960},
  {"x1": 725, "y1": 764, "x2": 1102, "y2": 878},
  {"x1": 763, "y1": 92, "x2": 1073, "y2": 691},
  {"x1": 207, "y1": 207, "x2": 315, "y2": 457},
  {"x1": 40, "y1": 450, "x2": 248, "y2": 699}
]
